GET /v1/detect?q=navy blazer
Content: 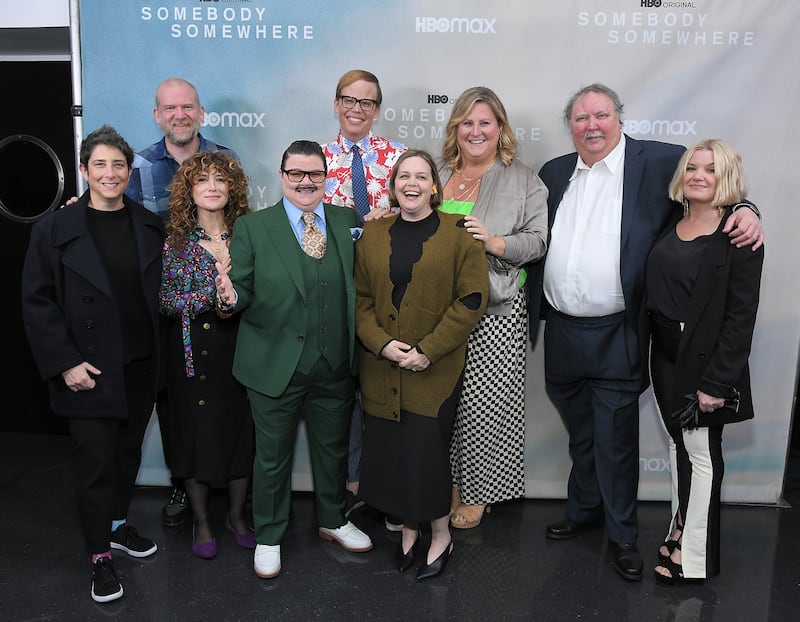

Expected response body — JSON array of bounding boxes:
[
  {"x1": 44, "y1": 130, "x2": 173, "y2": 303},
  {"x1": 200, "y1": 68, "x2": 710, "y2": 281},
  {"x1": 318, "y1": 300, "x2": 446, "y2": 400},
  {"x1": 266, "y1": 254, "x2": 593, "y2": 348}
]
[
  {"x1": 21, "y1": 191, "x2": 165, "y2": 418},
  {"x1": 528, "y1": 136, "x2": 685, "y2": 369}
]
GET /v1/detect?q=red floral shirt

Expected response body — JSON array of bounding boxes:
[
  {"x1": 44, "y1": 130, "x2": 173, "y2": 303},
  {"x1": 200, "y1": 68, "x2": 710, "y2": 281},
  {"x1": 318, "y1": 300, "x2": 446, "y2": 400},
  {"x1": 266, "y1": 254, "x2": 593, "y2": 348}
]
[{"x1": 322, "y1": 132, "x2": 407, "y2": 212}]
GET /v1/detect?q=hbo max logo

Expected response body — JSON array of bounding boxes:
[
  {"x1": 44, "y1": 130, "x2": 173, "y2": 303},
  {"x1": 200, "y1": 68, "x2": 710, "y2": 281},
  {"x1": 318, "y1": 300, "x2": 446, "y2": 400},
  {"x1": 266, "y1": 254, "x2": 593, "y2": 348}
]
[
  {"x1": 415, "y1": 17, "x2": 497, "y2": 34},
  {"x1": 203, "y1": 111, "x2": 267, "y2": 129}
]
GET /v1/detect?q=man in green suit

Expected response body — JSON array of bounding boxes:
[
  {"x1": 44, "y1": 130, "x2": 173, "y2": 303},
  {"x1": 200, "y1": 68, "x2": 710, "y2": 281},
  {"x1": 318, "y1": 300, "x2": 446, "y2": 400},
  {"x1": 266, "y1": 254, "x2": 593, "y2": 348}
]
[{"x1": 215, "y1": 140, "x2": 372, "y2": 579}]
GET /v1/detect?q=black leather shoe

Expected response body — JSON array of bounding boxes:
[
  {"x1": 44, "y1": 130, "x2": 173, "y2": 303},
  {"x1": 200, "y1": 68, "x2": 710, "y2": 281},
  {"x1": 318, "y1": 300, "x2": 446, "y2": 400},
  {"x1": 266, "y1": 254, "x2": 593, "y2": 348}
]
[
  {"x1": 416, "y1": 541, "x2": 454, "y2": 581},
  {"x1": 610, "y1": 541, "x2": 643, "y2": 581},
  {"x1": 396, "y1": 536, "x2": 419, "y2": 573},
  {"x1": 546, "y1": 517, "x2": 603, "y2": 540}
]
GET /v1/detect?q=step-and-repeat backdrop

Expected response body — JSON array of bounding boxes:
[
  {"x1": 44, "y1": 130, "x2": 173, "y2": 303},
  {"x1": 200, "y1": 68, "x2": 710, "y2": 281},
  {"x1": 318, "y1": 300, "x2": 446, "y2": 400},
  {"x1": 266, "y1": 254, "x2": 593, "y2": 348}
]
[{"x1": 78, "y1": 0, "x2": 798, "y2": 504}]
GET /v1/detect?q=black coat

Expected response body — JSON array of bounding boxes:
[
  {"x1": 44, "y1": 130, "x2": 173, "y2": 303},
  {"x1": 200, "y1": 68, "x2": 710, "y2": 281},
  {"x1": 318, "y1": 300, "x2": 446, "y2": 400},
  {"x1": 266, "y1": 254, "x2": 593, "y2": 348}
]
[
  {"x1": 21, "y1": 191, "x2": 164, "y2": 419},
  {"x1": 645, "y1": 208, "x2": 764, "y2": 426}
]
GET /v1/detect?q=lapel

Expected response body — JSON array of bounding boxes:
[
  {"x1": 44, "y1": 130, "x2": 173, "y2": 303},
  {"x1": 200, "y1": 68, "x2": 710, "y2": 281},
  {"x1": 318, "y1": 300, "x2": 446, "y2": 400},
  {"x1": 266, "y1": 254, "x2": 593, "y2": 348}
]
[
  {"x1": 549, "y1": 155, "x2": 576, "y2": 227},
  {"x1": 54, "y1": 193, "x2": 115, "y2": 299},
  {"x1": 324, "y1": 203, "x2": 353, "y2": 280},
  {"x1": 679, "y1": 214, "x2": 732, "y2": 351},
  {"x1": 621, "y1": 136, "x2": 645, "y2": 252},
  {"x1": 126, "y1": 196, "x2": 163, "y2": 282},
  {"x1": 261, "y1": 201, "x2": 307, "y2": 298}
]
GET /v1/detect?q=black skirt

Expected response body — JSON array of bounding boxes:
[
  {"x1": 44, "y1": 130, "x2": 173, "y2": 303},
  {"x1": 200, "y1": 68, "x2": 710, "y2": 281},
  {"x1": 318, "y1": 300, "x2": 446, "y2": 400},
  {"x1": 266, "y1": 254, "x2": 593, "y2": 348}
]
[{"x1": 359, "y1": 379, "x2": 459, "y2": 523}]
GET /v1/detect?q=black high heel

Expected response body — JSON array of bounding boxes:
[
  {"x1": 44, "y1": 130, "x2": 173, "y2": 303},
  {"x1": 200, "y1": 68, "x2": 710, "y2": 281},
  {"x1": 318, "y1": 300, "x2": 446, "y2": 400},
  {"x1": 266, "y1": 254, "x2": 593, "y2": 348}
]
[
  {"x1": 416, "y1": 540, "x2": 454, "y2": 581},
  {"x1": 396, "y1": 531, "x2": 420, "y2": 573}
]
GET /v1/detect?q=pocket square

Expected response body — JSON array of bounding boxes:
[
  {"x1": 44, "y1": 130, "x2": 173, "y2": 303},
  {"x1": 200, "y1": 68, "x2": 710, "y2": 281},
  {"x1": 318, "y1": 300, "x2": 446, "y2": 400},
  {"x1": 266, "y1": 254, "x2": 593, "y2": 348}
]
[{"x1": 350, "y1": 227, "x2": 364, "y2": 241}]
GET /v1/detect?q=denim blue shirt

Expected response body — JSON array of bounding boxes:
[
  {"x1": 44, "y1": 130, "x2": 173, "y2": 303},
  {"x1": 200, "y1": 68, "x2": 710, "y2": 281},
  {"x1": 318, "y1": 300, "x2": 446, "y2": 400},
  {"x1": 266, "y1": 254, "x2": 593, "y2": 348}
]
[{"x1": 125, "y1": 134, "x2": 238, "y2": 222}]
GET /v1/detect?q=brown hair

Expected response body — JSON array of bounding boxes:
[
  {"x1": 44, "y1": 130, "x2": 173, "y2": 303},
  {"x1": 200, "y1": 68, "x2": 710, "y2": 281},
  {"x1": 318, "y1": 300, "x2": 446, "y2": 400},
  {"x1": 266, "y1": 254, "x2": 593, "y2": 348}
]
[
  {"x1": 166, "y1": 151, "x2": 251, "y2": 248},
  {"x1": 388, "y1": 149, "x2": 443, "y2": 210}
]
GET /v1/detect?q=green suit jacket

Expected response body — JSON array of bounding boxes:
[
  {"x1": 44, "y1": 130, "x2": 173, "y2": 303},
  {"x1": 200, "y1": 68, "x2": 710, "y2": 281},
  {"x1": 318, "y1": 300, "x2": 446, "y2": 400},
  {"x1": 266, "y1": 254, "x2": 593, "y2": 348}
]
[{"x1": 227, "y1": 199, "x2": 362, "y2": 397}]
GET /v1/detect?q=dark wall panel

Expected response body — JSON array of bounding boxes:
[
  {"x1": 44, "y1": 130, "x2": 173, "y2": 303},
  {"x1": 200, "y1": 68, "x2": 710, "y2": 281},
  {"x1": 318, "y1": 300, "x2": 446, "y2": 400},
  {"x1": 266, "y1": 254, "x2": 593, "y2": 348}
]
[{"x1": 0, "y1": 61, "x2": 76, "y2": 434}]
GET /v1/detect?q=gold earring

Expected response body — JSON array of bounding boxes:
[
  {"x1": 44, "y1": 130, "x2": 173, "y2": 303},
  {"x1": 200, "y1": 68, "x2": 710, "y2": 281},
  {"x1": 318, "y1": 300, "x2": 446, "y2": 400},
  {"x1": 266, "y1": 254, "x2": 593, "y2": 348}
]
[{"x1": 432, "y1": 185, "x2": 438, "y2": 194}]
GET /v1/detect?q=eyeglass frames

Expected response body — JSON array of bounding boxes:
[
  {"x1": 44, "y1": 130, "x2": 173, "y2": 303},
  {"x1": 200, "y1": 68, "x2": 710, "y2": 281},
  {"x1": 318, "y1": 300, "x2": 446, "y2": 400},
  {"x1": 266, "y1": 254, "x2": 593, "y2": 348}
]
[
  {"x1": 282, "y1": 169, "x2": 327, "y2": 183},
  {"x1": 337, "y1": 96, "x2": 378, "y2": 112}
]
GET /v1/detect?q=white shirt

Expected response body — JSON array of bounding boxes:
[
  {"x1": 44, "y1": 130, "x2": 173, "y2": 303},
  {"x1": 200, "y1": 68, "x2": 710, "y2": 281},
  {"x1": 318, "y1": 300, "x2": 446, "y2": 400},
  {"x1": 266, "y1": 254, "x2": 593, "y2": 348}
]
[{"x1": 543, "y1": 134, "x2": 626, "y2": 317}]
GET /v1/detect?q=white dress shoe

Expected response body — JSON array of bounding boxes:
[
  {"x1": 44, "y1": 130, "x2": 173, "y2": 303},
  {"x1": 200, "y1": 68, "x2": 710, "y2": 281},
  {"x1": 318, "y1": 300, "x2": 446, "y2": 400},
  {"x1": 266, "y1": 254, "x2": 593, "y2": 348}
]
[
  {"x1": 254, "y1": 544, "x2": 281, "y2": 578},
  {"x1": 318, "y1": 521, "x2": 373, "y2": 552}
]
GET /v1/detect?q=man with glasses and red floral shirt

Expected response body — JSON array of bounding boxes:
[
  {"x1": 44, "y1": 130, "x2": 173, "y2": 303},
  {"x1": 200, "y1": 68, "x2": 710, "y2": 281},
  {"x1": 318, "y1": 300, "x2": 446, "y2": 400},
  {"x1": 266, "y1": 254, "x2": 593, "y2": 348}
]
[{"x1": 322, "y1": 70, "x2": 407, "y2": 531}]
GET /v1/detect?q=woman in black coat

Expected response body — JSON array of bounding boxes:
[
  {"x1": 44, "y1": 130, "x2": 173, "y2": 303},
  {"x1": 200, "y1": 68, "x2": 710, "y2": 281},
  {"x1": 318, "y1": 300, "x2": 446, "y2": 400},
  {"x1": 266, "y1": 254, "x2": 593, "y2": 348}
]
[
  {"x1": 645, "y1": 139, "x2": 763, "y2": 585},
  {"x1": 22, "y1": 125, "x2": 164, "y2": 603}
]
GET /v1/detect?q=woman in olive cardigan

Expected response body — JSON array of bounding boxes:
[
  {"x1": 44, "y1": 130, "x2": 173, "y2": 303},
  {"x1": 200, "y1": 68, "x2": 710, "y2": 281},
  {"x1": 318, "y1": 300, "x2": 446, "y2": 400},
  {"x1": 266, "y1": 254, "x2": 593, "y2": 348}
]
[{"x1": 355, "y1": 150, "x2": 488, "y2": 581}]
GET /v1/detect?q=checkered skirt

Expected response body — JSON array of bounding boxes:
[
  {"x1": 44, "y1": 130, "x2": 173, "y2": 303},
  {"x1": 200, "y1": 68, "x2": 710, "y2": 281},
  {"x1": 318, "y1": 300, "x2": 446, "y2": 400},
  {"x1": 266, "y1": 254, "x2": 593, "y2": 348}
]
[{"x1": 450, "y1": 289, "x2": 527, "y2": 505}]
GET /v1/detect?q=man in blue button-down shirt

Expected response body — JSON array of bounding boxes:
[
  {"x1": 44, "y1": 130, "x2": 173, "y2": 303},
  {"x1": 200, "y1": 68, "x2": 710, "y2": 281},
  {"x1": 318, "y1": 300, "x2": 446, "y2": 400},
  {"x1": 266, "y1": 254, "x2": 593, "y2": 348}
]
[
  {"x1": 125, "y1": 77, "x2": 239, "y2": 528},
  {"x1": 125, "y1": 77, "x2": 239, "y2": 223}
]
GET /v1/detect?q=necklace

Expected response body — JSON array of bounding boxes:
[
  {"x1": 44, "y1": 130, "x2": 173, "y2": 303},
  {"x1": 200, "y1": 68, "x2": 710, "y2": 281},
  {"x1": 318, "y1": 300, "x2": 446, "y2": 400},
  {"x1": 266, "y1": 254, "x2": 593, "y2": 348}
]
[
  {"x1": 195, "y1": 225, "x2": 230, "y2": 242},
  {"x1": 449, "y1": 177, "x2": 482, "y2": 202},
  {"x1": 455, "y1": 163, "x2": 493, "y2": 190}
]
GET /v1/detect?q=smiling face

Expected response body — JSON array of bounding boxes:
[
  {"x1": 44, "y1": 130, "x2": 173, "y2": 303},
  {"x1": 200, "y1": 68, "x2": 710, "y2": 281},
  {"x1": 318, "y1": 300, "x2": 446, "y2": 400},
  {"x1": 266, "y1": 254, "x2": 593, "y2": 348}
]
[
  {"x1": 79, "y1": 144, "x2": 131, "y2": 209},
  {"x1": 334, "y1": 79, "x2": 381, "y2": 142},
  {"x1": 456, "y1": 101, "x2": 500, "y2": 168},
  {"x1": 154, "y1": 81, "x2": 204, "y2": 148},
  {"x1": 682, "y1": 148, "x2": 718, "y2": 208},
  {"x1": 569, "y1": 91, "x2": 623, "y2": 166},
  {"x1": 393, "y1": 155, "x2": 434, "y2": 222},
  {"x1": 280, "y1": 153, "x2": 327, "y2": 212},
  {"x1": 192, "y1": 165, "x2": 230, "y2": 214}
]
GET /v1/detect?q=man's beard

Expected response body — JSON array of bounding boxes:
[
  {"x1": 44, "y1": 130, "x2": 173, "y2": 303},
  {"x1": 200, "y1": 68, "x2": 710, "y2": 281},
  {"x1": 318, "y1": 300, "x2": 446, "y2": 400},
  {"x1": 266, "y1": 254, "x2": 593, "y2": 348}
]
[{"x1": 165, "y1": 125, "x2": 199, "y2": 147}]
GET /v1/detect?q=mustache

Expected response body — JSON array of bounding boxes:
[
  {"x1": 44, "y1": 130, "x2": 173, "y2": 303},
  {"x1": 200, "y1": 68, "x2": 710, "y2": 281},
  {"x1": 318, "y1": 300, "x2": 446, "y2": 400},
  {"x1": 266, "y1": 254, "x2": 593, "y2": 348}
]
[{"x1": 583, "y1": 131, "x2": 605, "y2": 140}]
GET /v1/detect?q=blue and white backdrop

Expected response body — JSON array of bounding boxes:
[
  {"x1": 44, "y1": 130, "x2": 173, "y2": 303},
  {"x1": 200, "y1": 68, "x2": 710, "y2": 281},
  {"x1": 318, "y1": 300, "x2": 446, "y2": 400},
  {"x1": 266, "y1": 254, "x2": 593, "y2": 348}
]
[{"x1": 77, "y1": 0, "x2": 799, "y2": 504}]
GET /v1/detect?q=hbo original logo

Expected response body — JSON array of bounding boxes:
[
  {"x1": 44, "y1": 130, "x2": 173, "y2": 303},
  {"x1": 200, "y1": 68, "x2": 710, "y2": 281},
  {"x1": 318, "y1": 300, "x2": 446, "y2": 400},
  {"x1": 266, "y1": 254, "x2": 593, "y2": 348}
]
[
  {"x1": 640, "y1": 0, "x2": 663, "y2": 6},
  {"x1": 427, "y1": 94, "x2": 451, "y2": 104}
]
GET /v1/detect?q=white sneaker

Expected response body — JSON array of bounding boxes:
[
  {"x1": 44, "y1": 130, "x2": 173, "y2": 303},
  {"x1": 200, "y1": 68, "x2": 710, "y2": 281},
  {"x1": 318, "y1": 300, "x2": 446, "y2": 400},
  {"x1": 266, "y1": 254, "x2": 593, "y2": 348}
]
[
  {"x1": 254, "y1": 544, "x2": 281, "y2": 578},
  {"x1": 318, "y1": 521, "x2": 373, "y2": 552}
]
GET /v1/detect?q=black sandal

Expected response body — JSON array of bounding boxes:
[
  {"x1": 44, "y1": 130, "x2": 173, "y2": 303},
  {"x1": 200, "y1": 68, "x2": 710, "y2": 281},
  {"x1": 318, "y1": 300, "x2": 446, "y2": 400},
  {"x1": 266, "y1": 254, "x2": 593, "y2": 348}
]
[
  {"x1": 657, "y1": 525, "x2": 683, "y2": 563},
  {"x1": 654, "y1": 550, "x2": 684, "y2": 586}
]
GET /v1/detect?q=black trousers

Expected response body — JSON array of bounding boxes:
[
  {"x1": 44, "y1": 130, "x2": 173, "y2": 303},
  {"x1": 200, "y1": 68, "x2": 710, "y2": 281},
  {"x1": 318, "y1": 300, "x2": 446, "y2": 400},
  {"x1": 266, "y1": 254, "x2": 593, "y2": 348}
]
[
  {"x1": 649, "y1": 313, "x2": 724, "y2": 578},
  {"x1": 67, "y1": 359, "x2": 155, "y2": 554}
]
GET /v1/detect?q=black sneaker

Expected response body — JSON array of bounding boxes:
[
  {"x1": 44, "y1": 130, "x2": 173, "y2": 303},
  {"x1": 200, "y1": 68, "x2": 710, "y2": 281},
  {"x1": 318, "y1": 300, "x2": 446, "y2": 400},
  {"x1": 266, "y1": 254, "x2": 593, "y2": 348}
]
[
  {"x1": 110, "y1": 525, "x2": 157, "y2": 558},
  {"x1": 162, "y1": 486, "x2": 191, "y2": 527},
  {"x1": 91, "y1": 557, "x2": 123, "y2": 603},
  {"x1": 344, "y1": 491, "x2": 366, "y2": 519}
]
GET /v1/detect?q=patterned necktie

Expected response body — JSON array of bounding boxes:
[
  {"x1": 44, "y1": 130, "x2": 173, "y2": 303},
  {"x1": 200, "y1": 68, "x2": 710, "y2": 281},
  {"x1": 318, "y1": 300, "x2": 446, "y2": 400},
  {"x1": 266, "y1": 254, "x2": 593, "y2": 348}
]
[
  {"x1": 301, "y1": 212, "x2": 326, "y2": 259},
  {"x1": 350, "y1": 144, "x2": 371, "y2": 222}
]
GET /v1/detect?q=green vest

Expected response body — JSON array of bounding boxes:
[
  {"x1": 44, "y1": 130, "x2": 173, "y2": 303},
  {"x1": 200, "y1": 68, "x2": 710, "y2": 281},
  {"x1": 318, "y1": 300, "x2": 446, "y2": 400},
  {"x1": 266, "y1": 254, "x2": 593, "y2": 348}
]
[{"x1": 295, "y1": 231, "x2": 349, "y2": 374}]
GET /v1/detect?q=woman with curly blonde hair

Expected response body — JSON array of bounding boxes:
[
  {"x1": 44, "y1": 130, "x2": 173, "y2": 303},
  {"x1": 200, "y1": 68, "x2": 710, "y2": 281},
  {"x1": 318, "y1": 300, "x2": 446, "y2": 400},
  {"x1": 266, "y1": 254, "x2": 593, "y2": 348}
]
[{"x1": 160, "y1": 151, "x2": 255, "y2": 559}]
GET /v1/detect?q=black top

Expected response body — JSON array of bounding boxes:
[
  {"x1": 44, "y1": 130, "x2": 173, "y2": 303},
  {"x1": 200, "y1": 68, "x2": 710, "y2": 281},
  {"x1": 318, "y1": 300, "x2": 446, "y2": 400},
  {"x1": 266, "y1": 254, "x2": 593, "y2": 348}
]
[
  {"x1": 389, "y1": 210, "x2": 439, "y2": 310},
  {"x1": 87, "y1": 206, "x2": 154, "y2": 363},
  {"x1": 646, "y1": 227, "x2": 711, "y2": 322}
]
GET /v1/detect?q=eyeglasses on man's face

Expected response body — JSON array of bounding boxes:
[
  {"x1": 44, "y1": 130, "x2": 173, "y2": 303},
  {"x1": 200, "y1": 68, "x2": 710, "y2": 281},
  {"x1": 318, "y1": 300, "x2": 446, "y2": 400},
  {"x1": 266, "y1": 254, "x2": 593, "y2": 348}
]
[
  {"x1": 282, "y1": 169, "x2": 327, "y2": 183},
  {"x1": 338, "y1": 96, "x2": 378, "y2": 112}
]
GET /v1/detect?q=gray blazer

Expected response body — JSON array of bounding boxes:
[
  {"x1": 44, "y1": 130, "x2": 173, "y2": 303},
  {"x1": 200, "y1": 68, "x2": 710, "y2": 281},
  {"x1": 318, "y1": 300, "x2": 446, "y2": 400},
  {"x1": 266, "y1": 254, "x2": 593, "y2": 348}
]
[{"x1": 438, "y1": 158, "x2": 548, "y2": 315}]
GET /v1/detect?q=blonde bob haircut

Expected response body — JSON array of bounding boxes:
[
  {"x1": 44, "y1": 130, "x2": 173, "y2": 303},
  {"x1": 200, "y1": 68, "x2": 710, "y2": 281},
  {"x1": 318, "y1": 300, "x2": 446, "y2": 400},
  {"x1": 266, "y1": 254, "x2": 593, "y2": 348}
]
[
  {"x1": 442, "y1": 86, "x2": 518, "y2": 170},
  {"x1": 668, "y1": 138, "x2": 748, "y2": 207}
]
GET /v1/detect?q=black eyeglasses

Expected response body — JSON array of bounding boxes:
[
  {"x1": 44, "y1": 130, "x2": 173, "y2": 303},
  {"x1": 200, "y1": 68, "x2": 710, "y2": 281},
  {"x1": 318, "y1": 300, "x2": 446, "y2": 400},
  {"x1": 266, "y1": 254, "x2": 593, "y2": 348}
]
[
  {"x1": 338, "y1": 96, "x2": 378, "y2": 112},
  {"x1": 282, "y1": 169, "x2": 327, "y2": 183}
]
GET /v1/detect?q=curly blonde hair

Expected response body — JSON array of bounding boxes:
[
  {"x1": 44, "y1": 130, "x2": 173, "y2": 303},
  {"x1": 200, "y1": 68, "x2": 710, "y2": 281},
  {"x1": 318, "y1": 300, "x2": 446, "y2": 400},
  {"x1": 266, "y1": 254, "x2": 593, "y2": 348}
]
[{"x1": 166, "y1": 151, "x2": 251, "y2": 248}]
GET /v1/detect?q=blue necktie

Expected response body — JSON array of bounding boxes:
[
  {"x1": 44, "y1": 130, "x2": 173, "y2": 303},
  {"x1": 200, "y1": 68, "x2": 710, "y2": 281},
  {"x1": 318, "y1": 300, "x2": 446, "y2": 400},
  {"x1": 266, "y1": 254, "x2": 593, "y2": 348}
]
[{"x1": 351, "y1": 144, "x2": 370, "y2": 222}]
